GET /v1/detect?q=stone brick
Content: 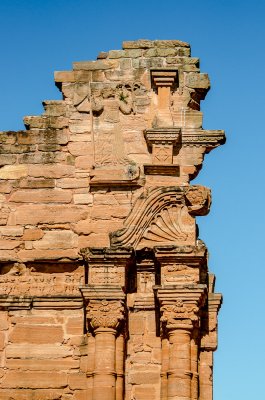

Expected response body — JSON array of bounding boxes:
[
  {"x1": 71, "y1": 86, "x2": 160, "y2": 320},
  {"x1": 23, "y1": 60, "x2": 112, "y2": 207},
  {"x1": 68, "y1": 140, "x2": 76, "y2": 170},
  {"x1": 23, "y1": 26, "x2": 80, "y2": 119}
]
[
  {"x1": 1, "y1": 371, "x2": 68, "y2": 388},
  {"x1": 73, "y1": 391, "x2": 88, "y2": 400},
  {"x1": 73, "y1": 60, "x2": 116, "y2": 70},
  {"x1": 0, "y1": 165, "x2": 28, "y2": 179},
  {"x1": 19, "y1": 178, "x2": 55, "y2": 189},
  {"x1": 56, "y1": 178, "x2": 89, "y2": 188},
  {"x1": 0, "y1": 240, "x2": 22, "y2": 249},
  {"x1": 129, "y1": 314, "x2": 145, "y2": 335},
  {"x1": 132, "y1": 385, "x2": 158, "y2": 400},
  {"x1": 28, "y1": 164, "x2": 75, "y2": 178},
  {"x1": 73, "y1": 193, "x2": 93, "y2": 204},
  {"x1": 12, "y1": 205, "x2": 88, "y2": 225},
  {"x1": 185, "y1": 72, "x2": 210, "y2": 89},
  {"x1": 128, "y1": 365, "x2": 160, "y2": 384},
  {"x1": 17, "y1": 249, "x2": 79, "y2": 261},
  {"x1": 68, "y1": 142, "x2": 93, "y2": 156},
  {"x1": 65, "y1": 317, "x2": 83, "y2": 335},
  {"x1": 123, "y1": 39, "x2": 154, "y2": 49},
  {"x1": 68, "y1": 373, "x2": 87, "y2": 389},
  {"x1": 23, "y1": 228, "x2": 44, "y2": 240},
  {"x1": 10, "y1": 189, "x2": 72, "y2": 203},
  {"x1": 6, "y1": 344, "x2": 72, "y2": 359},
  {"x1": 0, "y1": 226, "x2": 24, "y2": 237},
  {"x1": 33, "y1": 230, "x2": 78, "y2": 250},
  {"x1": 6, "y1": 358, "x2": 79, "y2": 371},
  {"x1": 0, "y1": 389, "x2": 64, "y2": 400},
  {"x1": 0, "y1": 313, "x2": 8, "y2": 331},
  {"x1": 0, "y1": 154, "x2": 17, "y2": 166},
  {"x1": 0, "y1": 332, "x2": 6, "y2": 350},
  {"x1": 0, "y1": 181, "x2": 12, "y2": 193},
  {"x1": 9, "y1": 325, "x2": 63, "y2": 344},
  {"x1": 54, "y1": 70, "x2": 76, "y2": 83},
  {"x1": 75, "y1": 155, "x2": 94, "y2": 169}
]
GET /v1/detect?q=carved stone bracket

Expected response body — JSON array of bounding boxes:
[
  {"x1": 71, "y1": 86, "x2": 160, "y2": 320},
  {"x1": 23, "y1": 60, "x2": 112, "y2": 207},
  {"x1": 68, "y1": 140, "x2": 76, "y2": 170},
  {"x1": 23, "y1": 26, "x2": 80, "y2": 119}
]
[{"x1": 144, "y1": 128, "x2": 181, "y2": 176}]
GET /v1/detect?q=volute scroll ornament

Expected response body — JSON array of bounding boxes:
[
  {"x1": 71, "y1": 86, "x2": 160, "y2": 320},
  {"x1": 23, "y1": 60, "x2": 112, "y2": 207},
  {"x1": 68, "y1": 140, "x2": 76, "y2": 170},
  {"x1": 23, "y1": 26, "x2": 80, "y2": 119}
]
[{"x1": 110, "y1": 185, "x2": 211, "y2": 249}]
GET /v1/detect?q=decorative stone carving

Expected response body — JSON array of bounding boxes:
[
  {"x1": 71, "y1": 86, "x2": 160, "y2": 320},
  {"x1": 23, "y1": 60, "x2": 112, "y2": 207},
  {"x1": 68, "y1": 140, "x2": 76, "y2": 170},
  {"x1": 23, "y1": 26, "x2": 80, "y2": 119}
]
[
  {"x1": 0, "y1": 39, "x2": 225, "y2": 400},
  {"x1": 87, "y1": 299, "x2": 125, "y2": 330},
  {"x1": 110, "y1": 185, "x2": 211, "y2": 248},
  {"x1": 160, "y1": 301, "x2": 199, "y2": 327},
  {"x1": 80, "y1": 246, "x2": 133, "y2": 289},
  {"x1": 0, "y1": 263, "x2": 83, "y2": 296}
]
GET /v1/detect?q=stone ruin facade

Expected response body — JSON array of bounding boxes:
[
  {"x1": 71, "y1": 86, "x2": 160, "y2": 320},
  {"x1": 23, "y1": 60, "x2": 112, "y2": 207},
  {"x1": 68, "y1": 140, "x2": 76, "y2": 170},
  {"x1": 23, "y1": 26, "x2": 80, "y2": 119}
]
[{"x1": 0, "y1": 39, "x2": 225, "y2": 400}]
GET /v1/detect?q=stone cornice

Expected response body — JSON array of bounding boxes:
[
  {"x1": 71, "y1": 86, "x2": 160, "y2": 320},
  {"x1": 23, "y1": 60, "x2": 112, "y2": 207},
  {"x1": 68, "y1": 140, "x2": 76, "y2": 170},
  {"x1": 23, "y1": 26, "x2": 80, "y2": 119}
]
[
  {"x1": 0, "y1": 295, "x2": 83, "y2": 310},
  {"x1": 80, "y1": 285, "x2": 126, "y2": 301},
  {"x1": 182, "y1": 129, "x2": 225, "y2": 149}
]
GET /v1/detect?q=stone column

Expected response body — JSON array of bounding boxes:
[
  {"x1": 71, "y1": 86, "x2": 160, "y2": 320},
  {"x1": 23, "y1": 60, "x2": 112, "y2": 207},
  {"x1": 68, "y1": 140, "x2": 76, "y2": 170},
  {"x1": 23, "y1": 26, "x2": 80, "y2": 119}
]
[
  {"x1": 86, "y1": 332, "x2": 95, "y2": 400},
  {"x1": 116, "y1": 333, "x2": 125, "y2": 400},
  {"x1": 87, "y1": 298, "x2": 125, "y2": 400},
  {"x1": 190, "y1": 331, "x2": 199, "y2": 400},
  {"x1": 166, "y1": 321, "x2": 193, "y2": 400},
  {"x1": 156, "y1": 286, "x2": 206, "y2": 400},
  {"x1": 199, "y1": 350, "x2": 213, "y2": 400},
  {"x1": 199, "y1": 290, "x2": 222, "y2": 400},
  {"x1": 161, "y1": 332, "x2": 169, "y2": 400}
]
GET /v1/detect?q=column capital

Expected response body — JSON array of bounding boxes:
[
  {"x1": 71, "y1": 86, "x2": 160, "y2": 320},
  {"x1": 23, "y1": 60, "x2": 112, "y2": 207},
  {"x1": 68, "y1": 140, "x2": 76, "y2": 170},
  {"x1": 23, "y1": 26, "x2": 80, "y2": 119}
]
[
  {"x1": 87, "y1": 299, "x2": 125, "y2": 331},
  {"x1": 155, "y1": 285, "x2": 207, "y2": 331},
  {"x1": 80, "y1": 285, "x2": 126, "y2": 332}
]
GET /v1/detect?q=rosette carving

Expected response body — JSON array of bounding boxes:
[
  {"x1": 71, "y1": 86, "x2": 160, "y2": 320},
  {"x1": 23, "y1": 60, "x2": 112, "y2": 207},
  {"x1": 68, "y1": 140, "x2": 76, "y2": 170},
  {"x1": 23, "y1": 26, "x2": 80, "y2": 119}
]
[{"x1": 87, "y1": 299, "x2": 124, "y2": 330}]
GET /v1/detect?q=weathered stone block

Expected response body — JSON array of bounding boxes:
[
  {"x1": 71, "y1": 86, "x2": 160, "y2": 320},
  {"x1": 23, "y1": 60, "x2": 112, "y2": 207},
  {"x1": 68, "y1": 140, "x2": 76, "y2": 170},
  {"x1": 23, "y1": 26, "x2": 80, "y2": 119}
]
[
  {"x1": 129, "y1": 314, "x2": 145, "y2": 335},
  {"x1": 19, "y1": 178, "x2": 55, "y2": 189},
  {"x1": 73, "y1": 193, "x2": 93, "y2": 204},
  {"x1": 17, "y1": 249, "x2": 79, "y2": 261},
  {"x1": 6, "y1": 358, "x2": 79, "y2": 371},
  {"x1": 9, "y1": 325, "x2": 63, "y2": 344},
  {"x1": 33, "y1": 230, "x2": 78, "y2": 250},
  {"x1": 28, "y1": 164, "x2": 75, "y2": 178},
  {"x1": 12, "y1": 204, "x2": 88, "y2": 225},
  {"x1": 128, "y1": 365, "x2": 160, "y2": 384},
  {"x1": 1, "y1": 371, "x2": 68, "y2": 388},
  {"x1": 65, "y1": 317, "x2": 84, "y2": 335},
  {"x1": 68, "y1": 373, "x2": 87, "y2": 390},
  {"x1": 0, "y1": 154, "x2": 17, "y2": 166},
  {"x1": 6, "y1": 344, "x2": 73, "y2": 359},
  {"x1": 0, "y1": 165, "x2": 28, "y2": 179},
  {"x1": 10, "y1": 189, "x2": 72, "y2": 203},
  {"x1": 0, "y1": 226, "x2": 24, "y2": 237}
]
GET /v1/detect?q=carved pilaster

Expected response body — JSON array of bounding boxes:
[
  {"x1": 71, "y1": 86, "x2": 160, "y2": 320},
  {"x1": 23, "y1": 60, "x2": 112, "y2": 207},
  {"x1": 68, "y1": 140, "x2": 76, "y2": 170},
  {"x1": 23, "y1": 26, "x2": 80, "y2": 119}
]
[
  {"x1": 80, "y1": 286, "x2": 126, "y2": 400},
  {"x1": 155, "y1": 286, "x2": 206, "y2": 400},
  {"x1": 199, "y1": 275, "x2": 222, "y2": 400}
]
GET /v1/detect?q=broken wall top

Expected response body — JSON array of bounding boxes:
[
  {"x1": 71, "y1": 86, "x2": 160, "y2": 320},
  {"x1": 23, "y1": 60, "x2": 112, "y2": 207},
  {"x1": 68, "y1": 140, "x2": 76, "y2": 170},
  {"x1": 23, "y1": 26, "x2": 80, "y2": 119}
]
[{"x1": 0, "y1": 39, "x2": 225, "y2": 264}]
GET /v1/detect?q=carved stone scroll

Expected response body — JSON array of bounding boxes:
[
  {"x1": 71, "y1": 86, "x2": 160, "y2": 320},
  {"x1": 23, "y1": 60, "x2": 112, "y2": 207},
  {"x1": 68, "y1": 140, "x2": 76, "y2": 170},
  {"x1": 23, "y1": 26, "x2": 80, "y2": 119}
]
[{"x1": 110, "y1": 185, "x2": 211, "y2": 249}]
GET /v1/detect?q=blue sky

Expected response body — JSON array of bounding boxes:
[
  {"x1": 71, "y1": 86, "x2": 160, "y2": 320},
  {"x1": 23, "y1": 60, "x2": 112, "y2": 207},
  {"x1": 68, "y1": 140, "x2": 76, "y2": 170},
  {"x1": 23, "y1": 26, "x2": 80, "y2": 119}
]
[{"x1": 1, "y1": 1, "x2": 265, "y2": 398}]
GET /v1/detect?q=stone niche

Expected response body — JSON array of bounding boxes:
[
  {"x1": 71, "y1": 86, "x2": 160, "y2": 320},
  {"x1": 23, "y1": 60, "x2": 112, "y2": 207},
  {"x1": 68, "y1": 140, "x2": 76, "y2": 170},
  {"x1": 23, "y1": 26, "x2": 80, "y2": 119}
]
[{"x1": 0, "y1": 39, "x2": 225, "y2": 400}]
